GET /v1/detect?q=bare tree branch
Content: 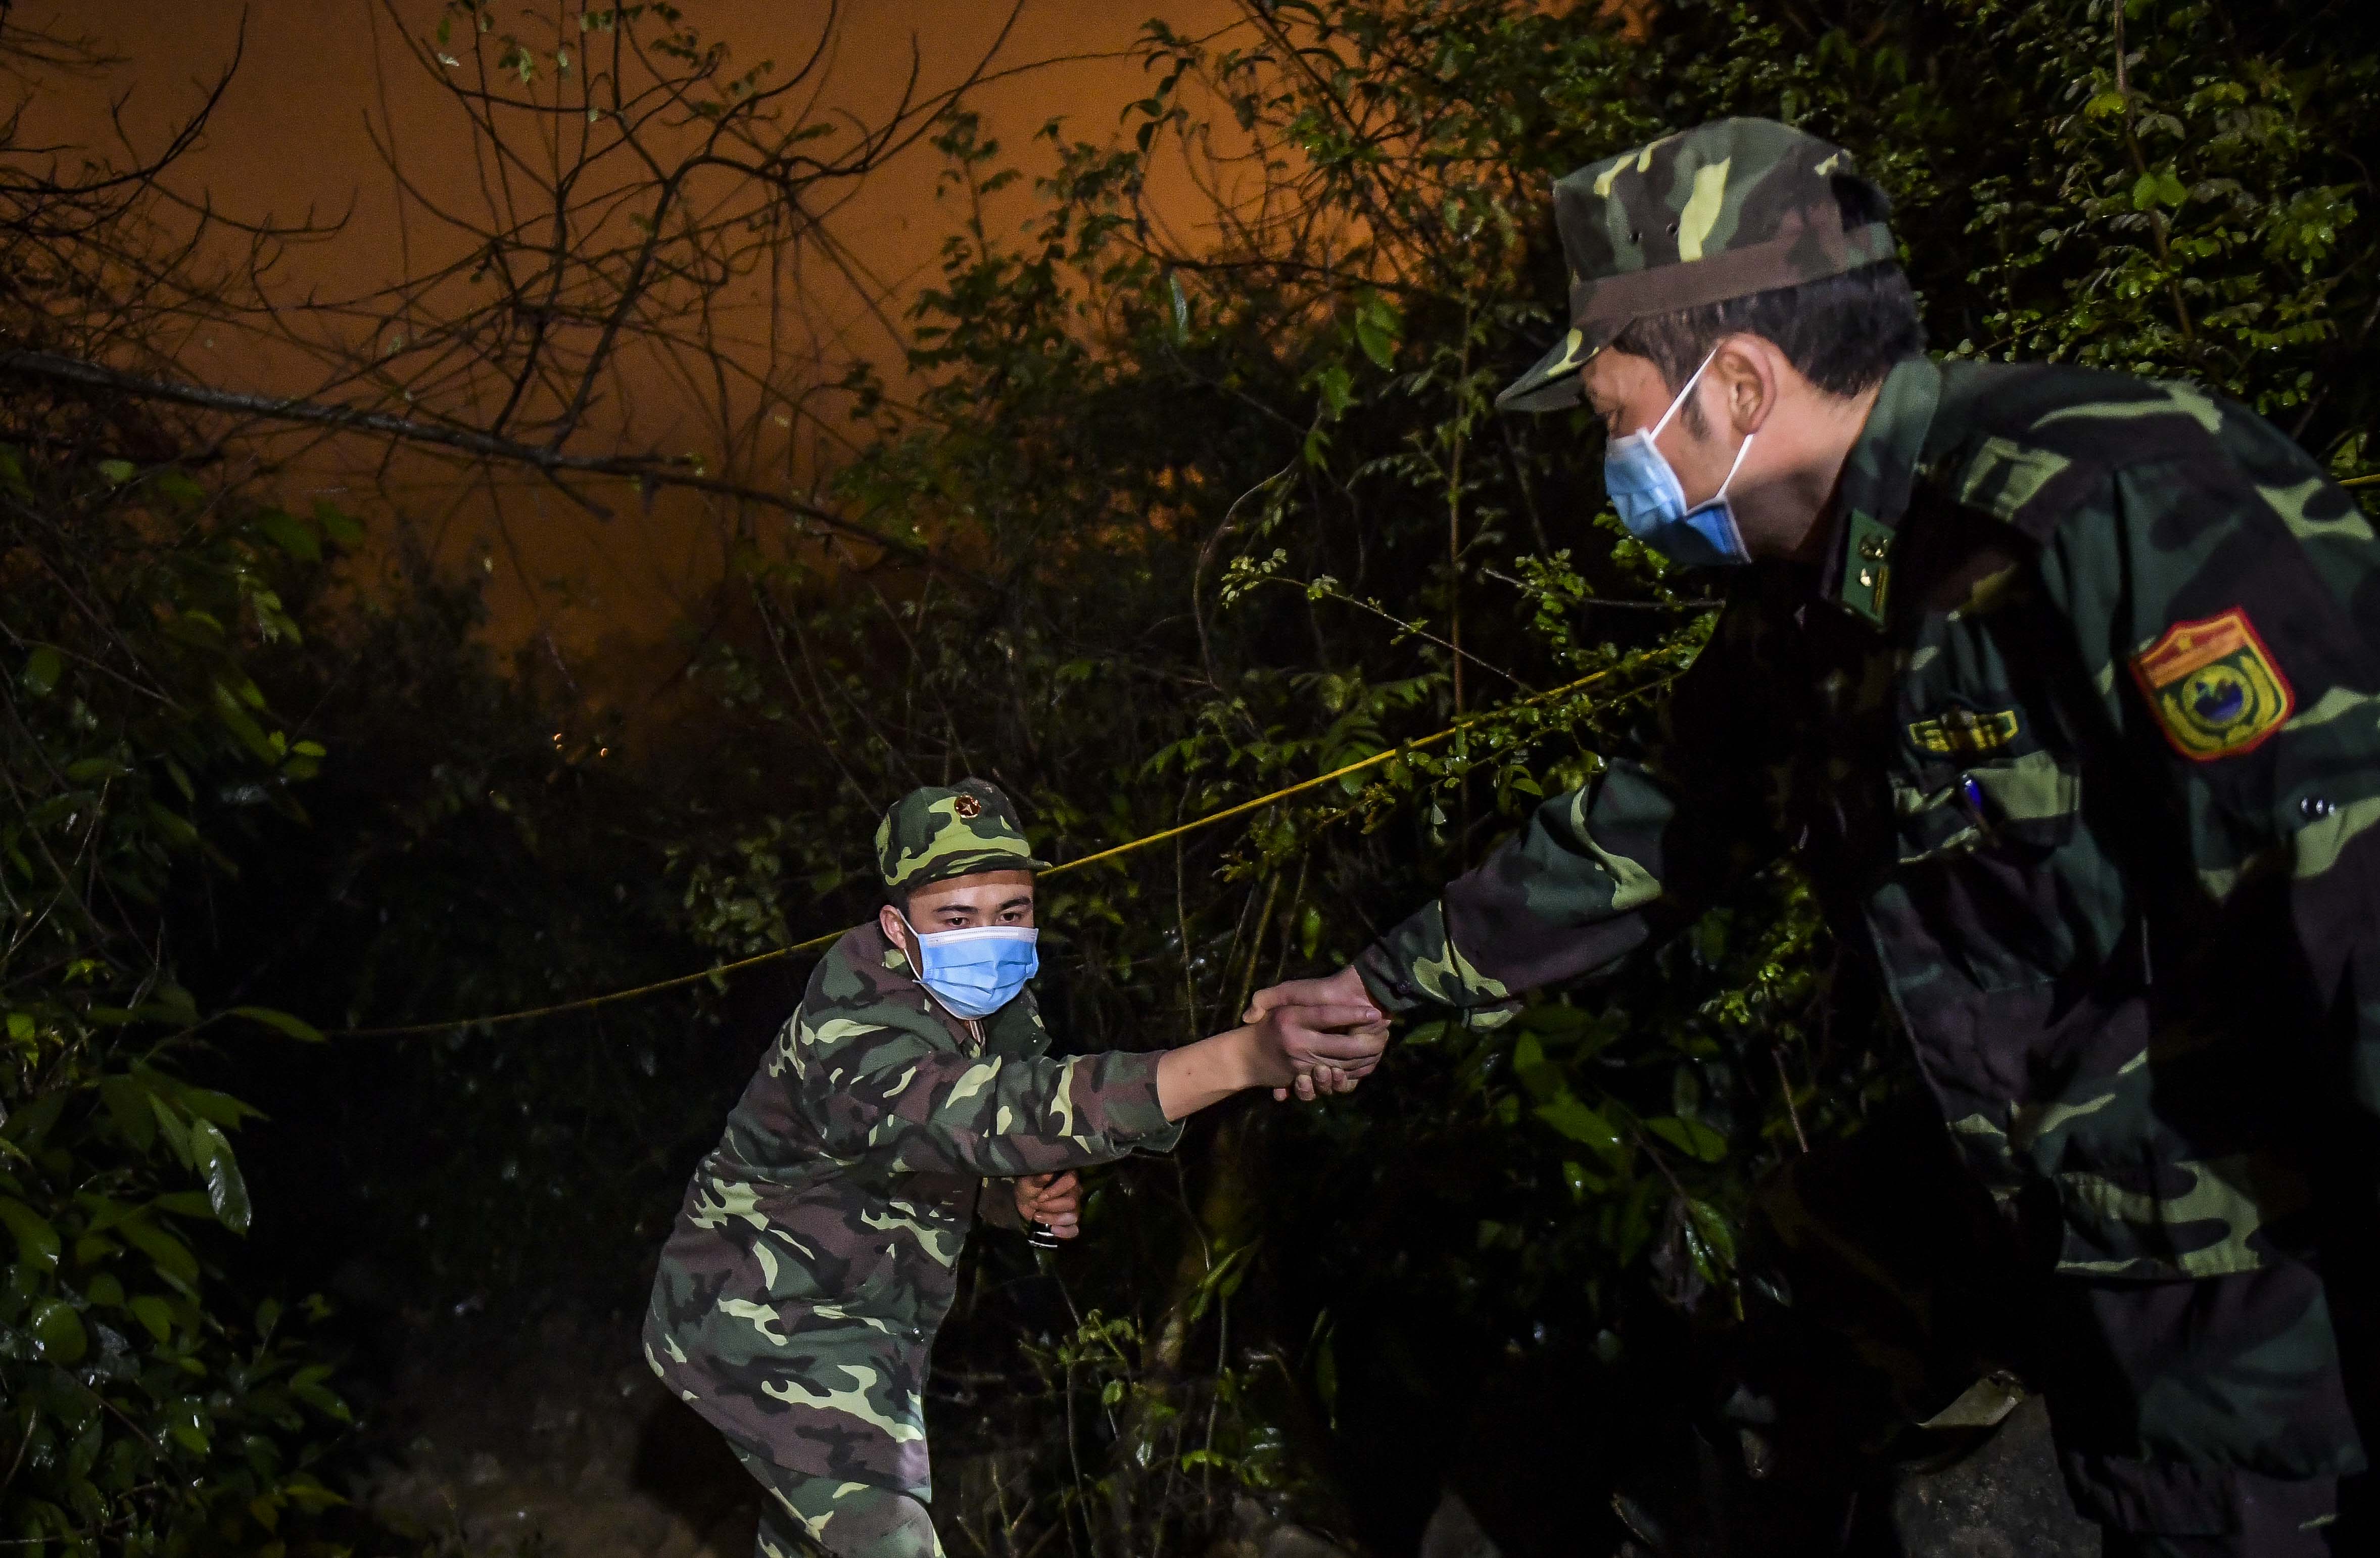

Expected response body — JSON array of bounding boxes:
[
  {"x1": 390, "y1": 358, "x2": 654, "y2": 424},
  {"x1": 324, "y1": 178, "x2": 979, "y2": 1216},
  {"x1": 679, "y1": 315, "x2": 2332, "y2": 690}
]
[{"x1": 0, "y1": 345, "x2": 983, "y2": 584}]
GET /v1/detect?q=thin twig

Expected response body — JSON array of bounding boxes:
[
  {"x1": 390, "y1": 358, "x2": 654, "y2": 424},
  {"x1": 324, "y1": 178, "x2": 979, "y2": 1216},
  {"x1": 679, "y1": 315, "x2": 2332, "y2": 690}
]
[{"x1": 0, "y1": 347, "x2": 977, "y2": 582}]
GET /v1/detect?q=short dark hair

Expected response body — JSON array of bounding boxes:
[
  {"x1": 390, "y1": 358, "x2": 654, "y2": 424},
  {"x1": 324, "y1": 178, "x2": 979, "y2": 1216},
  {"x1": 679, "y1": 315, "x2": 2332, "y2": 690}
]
[{"x1": 1608, "y1": 181, "x2": 1925, "y2": 433}]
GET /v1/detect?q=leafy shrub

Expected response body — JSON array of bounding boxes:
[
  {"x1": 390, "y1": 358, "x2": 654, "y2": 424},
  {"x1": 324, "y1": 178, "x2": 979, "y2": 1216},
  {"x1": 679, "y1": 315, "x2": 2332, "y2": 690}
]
[{"x1": 2, "y1": 445, "x2": 354, "y2": 1554}]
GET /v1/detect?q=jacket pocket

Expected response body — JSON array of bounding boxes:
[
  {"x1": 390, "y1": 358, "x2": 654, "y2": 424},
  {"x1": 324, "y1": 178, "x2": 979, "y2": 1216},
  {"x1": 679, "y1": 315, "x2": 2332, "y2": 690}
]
[
  {"x1": 1891, "y1": 747, "x2": 2081, "y2": 865},
  {"x1": 1883, "y1": 749, "x2": 2104, "y2": 992}
]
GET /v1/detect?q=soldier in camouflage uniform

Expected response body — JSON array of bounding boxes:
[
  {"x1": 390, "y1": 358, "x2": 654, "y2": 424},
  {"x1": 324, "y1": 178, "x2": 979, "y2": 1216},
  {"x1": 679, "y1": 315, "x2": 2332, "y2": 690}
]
[
  {"x1": 1254, "y1": 119, "x2": 2379, "y2": 1555},
  {"x1": 646, "y1": 779, "x2": 1383, "y2": 1558}
]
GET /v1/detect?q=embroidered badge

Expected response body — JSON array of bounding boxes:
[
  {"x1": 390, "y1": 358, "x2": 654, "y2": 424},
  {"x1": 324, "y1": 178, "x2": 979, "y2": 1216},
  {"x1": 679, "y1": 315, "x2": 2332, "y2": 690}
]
[
  {"x1": 2129, "y1": 607, "x2": 2294, "y2": 761},
  {"x1": 1908, "y1": 706, "x2": 2020, "y2": 757},
  {"x1": 952, "y1": 792, "x2": 982, "y2": 820}
]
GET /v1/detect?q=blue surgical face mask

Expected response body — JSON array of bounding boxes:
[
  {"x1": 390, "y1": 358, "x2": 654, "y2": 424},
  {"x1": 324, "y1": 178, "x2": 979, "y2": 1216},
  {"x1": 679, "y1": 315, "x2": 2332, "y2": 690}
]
[
  {"x1": 1601, "y1": 347, "x2": 1755, "y2": 568},
  {"x1": 899, "y1": 913, "x2": 1039, "y2": 1019}
]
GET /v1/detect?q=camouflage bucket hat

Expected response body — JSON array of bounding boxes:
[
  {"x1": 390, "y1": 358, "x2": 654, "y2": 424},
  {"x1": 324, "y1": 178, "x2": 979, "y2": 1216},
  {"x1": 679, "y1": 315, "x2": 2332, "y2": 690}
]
[
  {"x1": 875, "y1": 778, "x2": 1051, "y2": 894},
  {"x1": 1497, "y1": 117, "x2": 1898, "y2": 413}
]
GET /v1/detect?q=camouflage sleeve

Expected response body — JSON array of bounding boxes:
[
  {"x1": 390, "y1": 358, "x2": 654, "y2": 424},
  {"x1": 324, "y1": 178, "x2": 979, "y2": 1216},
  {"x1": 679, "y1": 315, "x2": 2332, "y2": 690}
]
[
  {"x1": 794, "y1": 1012, "x2": 1179, "y2": 1177},
  {"x1": 1357, "y1": 610, "x2": 1788, "y2": 1016},
  {"x1": 2030, "y1": 438, "x2": 2380, "y2": 1120}
]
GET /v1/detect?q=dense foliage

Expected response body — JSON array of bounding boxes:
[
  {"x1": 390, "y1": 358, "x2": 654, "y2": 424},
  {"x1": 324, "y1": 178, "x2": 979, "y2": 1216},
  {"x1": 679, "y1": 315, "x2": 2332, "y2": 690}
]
[
  {"x1": 1, "y1": 437, "x2": 355, "y2": 1548},
  {"x1": 5, "y1": 0, "x2": 2377, "y2": 1554}
]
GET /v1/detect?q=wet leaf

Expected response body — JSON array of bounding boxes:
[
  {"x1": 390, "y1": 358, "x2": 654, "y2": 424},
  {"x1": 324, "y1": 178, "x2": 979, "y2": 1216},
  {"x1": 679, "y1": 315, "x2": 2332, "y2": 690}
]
[
  {"x1": 1534, "y1": 1095, "x2": 1625, "y2": 1166},
  {"x1": 231, "y1": 1006, "x2": 323, "y2": 1044},
  {"x1": 0, "y1": 1195, "x2": 61, "y2": 1270},
  {"x1": 188, "y1": 1120, "x2": 252, "y2": 1234},
  {"x1": 21, "y1": 644, "x2": 61, "y2": 696},
  {"x1": 29, "y1": 1296, "x2": 87, "y2": 1363},
  {"x1": 1646, "y1": 1115, "x2": 1728, "y2": 1162}
]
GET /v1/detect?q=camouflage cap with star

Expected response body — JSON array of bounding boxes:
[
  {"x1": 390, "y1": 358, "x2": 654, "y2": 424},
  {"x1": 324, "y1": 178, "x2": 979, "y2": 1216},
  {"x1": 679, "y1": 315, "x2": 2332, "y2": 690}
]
[
  {"x1": 1497, "y1": 117, "x2": 1900, "y2": 413},
  {"x1": 875, "y1": 777, "x2": 1051, "y2": 894}
]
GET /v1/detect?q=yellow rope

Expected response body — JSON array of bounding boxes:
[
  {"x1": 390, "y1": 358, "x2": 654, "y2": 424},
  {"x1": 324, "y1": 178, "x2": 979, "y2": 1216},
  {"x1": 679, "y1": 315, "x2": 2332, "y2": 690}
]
[
  {"x1": 329, "y1": 655, "x2": 1671, "y2": 1038},
  {"x1": 2343, "y1": 473, "x2": 2378, "y2": 488}
]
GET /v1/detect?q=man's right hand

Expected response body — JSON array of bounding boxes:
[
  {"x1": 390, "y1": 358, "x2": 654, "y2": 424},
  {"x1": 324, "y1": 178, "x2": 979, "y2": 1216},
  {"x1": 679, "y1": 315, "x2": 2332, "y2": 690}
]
[{"x1": 1245, "y1": 965, "x2": 1387, "y2": 1102}]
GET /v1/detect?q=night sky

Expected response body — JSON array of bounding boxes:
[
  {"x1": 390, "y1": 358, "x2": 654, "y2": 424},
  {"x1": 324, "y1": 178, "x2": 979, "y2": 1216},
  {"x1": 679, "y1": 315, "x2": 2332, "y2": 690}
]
[{"x1": 18, "y1": 1, "x2": 1231, "y2": 682}]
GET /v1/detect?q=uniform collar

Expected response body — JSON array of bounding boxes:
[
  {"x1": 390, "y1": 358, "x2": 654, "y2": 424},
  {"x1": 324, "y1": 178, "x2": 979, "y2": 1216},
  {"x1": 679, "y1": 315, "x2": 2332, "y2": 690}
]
[{"x1": 1818, "y1": 355, "x2": 1942, "y2": 629}]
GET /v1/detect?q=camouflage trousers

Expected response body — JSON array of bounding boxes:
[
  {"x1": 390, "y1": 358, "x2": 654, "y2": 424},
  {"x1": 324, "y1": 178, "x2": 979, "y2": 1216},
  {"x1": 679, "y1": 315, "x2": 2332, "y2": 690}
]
[
  {"x1": 2054, "y1": 1265, "x2": 2361, "y2": 1555},
  {"x1": 1752, "y1": 1103, "x2": 2372, "y2": 1553},
  {"x1": 727, "y1": 1440, "x2": 946, "y2": 1558}
]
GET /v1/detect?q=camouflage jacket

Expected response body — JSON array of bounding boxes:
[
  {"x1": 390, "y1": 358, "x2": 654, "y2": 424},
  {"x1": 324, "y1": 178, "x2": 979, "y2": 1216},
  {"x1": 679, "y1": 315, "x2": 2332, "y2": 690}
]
[
  {"x1": 1359, "y1": 355, "x2": 2380, "y2": 1282},
  {"x1": 643, "y1": 923, "x2": 1181, "y2": 1497}
]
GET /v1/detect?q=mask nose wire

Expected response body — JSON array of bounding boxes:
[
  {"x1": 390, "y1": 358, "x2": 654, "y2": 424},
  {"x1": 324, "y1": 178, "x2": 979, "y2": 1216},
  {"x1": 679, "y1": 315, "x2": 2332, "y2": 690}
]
[{"x1": 896, "y1": 907, "x2": 1036, "y2": 945}]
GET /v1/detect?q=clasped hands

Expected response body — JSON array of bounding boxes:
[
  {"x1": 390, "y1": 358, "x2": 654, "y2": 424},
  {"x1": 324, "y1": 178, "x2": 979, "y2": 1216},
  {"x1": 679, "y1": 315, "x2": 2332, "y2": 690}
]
[{"x1": 1244, "y1": 963, "x2": 1385, "y2": 1103}]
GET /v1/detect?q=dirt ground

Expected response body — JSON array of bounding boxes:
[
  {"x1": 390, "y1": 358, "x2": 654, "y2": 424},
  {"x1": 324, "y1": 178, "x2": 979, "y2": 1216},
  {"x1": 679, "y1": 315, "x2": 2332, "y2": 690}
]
[{"x1": 341, "y1": 1305, "x2": 2099, "y2": 1558}]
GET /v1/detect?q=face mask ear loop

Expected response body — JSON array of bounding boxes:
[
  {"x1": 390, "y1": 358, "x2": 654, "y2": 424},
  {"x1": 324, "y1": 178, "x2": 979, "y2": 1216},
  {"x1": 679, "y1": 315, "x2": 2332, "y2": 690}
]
[
  {"x1": 1646, "y1": 345, "x2": 1724, "y2": 443},
  {"x1": 1709, "y1": 426, "x2": 1756, "y2": 506},
  {"x1": 894, "y1": 906, "x2": 927, "y2": 967}
]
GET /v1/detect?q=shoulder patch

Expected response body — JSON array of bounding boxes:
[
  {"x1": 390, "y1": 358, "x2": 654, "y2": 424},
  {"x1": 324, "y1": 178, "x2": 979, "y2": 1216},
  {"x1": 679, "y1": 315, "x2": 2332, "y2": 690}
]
[{"x1": 2128, "y1": 607, "x2": 2295, "y2": 761}]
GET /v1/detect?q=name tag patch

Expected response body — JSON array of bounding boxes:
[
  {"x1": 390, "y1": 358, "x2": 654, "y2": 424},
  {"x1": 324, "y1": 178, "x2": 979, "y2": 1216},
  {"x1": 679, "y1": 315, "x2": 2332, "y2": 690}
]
[
  {"x1": 1909, "y1": 706, "x2": 2020, "y2": 757},
  {"x1": 2129, "y1": 607, "x2": 2294, "y2": 761}
]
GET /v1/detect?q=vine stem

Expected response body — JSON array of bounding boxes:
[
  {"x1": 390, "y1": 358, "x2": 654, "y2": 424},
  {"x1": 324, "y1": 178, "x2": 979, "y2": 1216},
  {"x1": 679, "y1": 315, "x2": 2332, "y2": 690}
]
[{"x1": 1251, "y1": 575, "x2": 1533, "y2": 690}]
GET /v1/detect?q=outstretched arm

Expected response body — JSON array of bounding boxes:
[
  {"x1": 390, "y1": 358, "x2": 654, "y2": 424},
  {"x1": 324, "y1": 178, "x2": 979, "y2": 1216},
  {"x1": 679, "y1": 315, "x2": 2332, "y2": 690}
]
[
  {"x1": 1254, "y1": 609, "x2": 1788, "y2": 1098},
  {"x1": 988, "y1": 1002, "x2": 1382, "y2": 1239},
  {"x1": 797, "y1": 1000, "x2": 1387, "y2": 1176},
  {"x1": 1153, "y1": 1001, "x2": 1382, "y2": 1116}
]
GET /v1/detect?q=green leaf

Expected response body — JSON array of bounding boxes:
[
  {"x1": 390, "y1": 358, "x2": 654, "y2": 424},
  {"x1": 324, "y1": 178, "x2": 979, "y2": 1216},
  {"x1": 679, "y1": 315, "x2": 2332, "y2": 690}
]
[
  {"x1": 1681, "y1": 1197, "x2": 1738, "y2": 1282},
  {"x1": 1645, "y1": 1115, "x2": 1728, "y2": 1162},
  {"x1": 149, "y1": 1095, "x2": 194, "y2": 1168},
  {"x1": 119, "y1": 1214, "x2": 201, "y2": 1287},
  {"x1": 188, "y1": 1119, "x2": 253, "y2": 1234},
  {"x1": 1354, "y1": 292, "x2": 1402, "y2": 370},
  {"x1": 96, "y1": 458, "x2": 135, "y2": 485},
  {"x1": 165, "y1": 1082, "x2": 263, "y2": 1129},
  {"x1": 2130, "y1": 168, "x2": 2187, "y2": 210},
  {"x1": 0, "y1": 1195, "x2": 62, "y2": 1271},
  {"x1": 1533, "y1": 1095, "x2": 1625, "y2": 1166},
  {"x1": 155, "y1": 468, "x2": 206, "y2": 507},
  {"x1": 98, "y1": 1076, "x2": 158, "y2": 1153},
  {"x1": 314, "y1": 499, "x2": 363, "y2": 546},
  {"x1": 256, "y1": 508, "x2": 321, "y2": 563},
  {"x1": 1510, "y1": 1031, "x2": 1563, "y2": 1102},
  {"x1": 129, "y1": 1293, "x2": 175, "y2": 1343},
  {"x1": 1315, "y1": 363, "x2": 1353, "y2": 418},
  {"x1": 21, "y1": 644, "x2": 61, "y2": 696},
  {"x1": 165, "y1": 1397, "x2": 210, "y2": 1455},
  {"x1": 231, "y1": 1006, "x2": 324, "y2": 1043},
  {"x1": 28, "y1": 1296, "x2": 87, "y2": 1363}
]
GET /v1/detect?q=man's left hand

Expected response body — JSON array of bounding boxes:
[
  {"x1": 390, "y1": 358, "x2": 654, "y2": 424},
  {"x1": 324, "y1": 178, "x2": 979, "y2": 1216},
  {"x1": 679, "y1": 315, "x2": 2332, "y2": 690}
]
[{"x1": 1015, "y1": 1170, "x2": 1082, "y2": 1239}]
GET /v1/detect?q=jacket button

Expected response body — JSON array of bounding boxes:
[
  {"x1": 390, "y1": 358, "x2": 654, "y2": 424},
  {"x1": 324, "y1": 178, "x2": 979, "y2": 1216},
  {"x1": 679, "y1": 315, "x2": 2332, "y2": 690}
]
[{"x1": 2300, "y1": 795, "x2": 2335, "y2": 821}]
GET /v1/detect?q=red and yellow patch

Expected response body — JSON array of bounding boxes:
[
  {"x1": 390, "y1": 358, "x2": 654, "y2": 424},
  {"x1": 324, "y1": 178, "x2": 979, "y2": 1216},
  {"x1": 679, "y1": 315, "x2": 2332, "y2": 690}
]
[{"x1": 2129, "y1": 607, "x2": 2294, "y2": 761}]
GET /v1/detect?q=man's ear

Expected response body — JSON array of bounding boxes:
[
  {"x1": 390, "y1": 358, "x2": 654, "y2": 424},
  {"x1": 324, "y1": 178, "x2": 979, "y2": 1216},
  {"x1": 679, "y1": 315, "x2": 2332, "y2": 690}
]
[
  {"x1": 1710, "y1": 335, "x2": 1781, "y2": 437},
  {"x1": 879, "y1": 902, "x2": 912, "y2": 961}
]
